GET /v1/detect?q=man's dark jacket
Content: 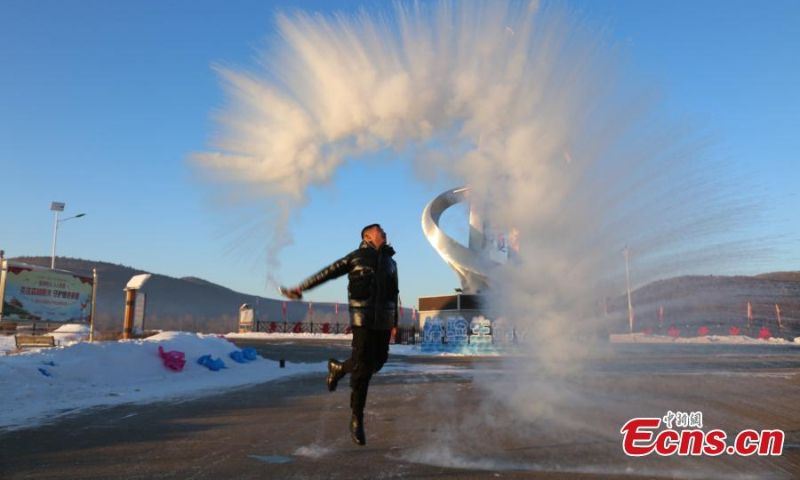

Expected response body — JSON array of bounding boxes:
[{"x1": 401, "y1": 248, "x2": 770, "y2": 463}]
[{"x1": 298, "y1": 241, "x2": 399, "y2": 330}]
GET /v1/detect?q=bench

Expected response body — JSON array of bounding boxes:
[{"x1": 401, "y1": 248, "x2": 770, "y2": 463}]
[{"x1": 14, "y1": 334, "x2": 57, "y2": 349}]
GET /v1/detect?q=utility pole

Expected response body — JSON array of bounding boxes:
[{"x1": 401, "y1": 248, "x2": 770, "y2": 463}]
[
  {"x1": 50, "y1": 202, "x2": 64, "y2": 269},
  {"x1": 624, "y1": 245, "x2": 635, "y2": 334},
  {"x1": 89, "y1": 268, "x2": 97, "y2": 342}
]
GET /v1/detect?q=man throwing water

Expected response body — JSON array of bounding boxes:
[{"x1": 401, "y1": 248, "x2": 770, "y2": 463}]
[{"x1": 282, "y1": 223, "x2": 399, "y2": 446}]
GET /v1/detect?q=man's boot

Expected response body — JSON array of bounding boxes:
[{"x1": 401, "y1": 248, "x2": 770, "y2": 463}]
[
  {"x1": 327, "y1": 359, "x2": 345, "y2": 392},
  {"x1": 350, "y1": 413, "x2": 366, "y2": 446}
]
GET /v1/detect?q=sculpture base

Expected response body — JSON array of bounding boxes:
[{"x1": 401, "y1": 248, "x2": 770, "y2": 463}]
[
  {"x1": 415, "y1": 294, "x2": 508, "y2": 354},
  {"x1": 416, "y1": 294, "x2": 487, "y2": 328}
]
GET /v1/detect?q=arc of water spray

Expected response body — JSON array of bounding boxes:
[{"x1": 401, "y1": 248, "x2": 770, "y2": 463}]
[{"x1": 193, "y1": 0, "x2": 764, "y2": 373}]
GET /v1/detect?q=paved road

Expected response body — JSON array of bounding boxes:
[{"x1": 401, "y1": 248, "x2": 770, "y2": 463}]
[{"x1": 1, "y1": 340, "x2": 799, "y2": 479}]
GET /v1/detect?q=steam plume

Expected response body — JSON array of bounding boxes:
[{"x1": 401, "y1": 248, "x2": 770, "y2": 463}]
[{"x1": 193, "y1": 0, "x2": 766, "y2": 470}]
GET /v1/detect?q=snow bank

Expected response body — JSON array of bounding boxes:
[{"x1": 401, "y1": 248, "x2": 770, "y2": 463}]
[
  {"x1": 226, "y1": 332, "x2": 352, "y2": 341},
  {"x1": 0, "y1": 335, "x2": 14, "y2": 355},
  {"x1": 51, "y1": 323, "x2": 90, "y2": 346},
  {"x1": 610, "y1": 333, "x2": 800, "y2": 345},
  {"x1": 0, "y1": 331, "x2": 323, "y2": 431},
  {"x1": 389, "y1": 344, "x2": 501, "y2": 357}
]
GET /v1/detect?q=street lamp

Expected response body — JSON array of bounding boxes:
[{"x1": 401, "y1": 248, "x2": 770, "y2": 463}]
[{"x1": 50, "y1": 201, "x2": 86, "y2": 269}]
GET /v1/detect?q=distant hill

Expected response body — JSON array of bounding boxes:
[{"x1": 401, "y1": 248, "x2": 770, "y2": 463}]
[
  {"x1": 6, "y1": 256, "x2": 797, "y2": 336},
  {"x1": 6, "y1": 257, "x2": 412, "y2": 333},
  {"x1": 756, "y1": 271, "x2": 800, "y2": 283},
  {"x1": 606, "y1": 273, "x2": 800, "y2": 335}
]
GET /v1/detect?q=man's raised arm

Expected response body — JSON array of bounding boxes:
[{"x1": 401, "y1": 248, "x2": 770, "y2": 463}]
[{"x1": 296, "y1": 255, "x2": 351, "y2": 292}]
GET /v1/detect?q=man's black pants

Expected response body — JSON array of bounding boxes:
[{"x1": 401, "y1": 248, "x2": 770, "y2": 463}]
[{"x1": 341, "y1": 327, "x2": 391, "y2": 416}]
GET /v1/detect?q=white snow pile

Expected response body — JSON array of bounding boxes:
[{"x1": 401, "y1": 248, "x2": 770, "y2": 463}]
[
  {"x1": 226, "y1": 332, "x2": 352, "y2": 341},
  {"x1": 51, "y1": 323, "x2": 91, "y2": 345},
  {"x1": 0, "y1": 331, "x2": 324, "y2": 431},
  {"x1": 0, "y1": 324, "x2": 91, "y2": 355}
]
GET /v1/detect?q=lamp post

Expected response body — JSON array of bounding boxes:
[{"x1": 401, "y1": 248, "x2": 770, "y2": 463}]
[{"x1": 50, "y1": 201, "x2": 86, "y2": 269}]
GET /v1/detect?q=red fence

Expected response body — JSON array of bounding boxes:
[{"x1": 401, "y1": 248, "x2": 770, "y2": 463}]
[{"x1": 633, "y1": 322, "x2": 799, "y2": 340}]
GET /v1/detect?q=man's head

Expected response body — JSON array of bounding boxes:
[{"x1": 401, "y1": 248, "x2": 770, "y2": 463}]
[{"x1": 361, "y1": 223, "x2": 387, "y2": 248}]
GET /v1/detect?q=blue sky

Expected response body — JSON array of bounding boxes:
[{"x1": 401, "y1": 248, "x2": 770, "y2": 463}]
[{"x1": 1, "y1": 0, "x2": 798, "y2": 307}]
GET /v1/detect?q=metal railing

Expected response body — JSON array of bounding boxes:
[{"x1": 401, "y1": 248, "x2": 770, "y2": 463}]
[
  {"x1": 630, "y1": 320, "x2": 800, "y2": 340},
  {"x1": 250, "y1": 321, "x2": 419, "y2": 344},
  {"x1": 254, "y1": 321, "x2": 353, "y2": 335}
]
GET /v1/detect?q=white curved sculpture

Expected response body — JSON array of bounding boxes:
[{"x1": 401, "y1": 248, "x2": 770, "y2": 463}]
[{"x1": 421, "y1": 187, "x2": 501, "y2": 293}]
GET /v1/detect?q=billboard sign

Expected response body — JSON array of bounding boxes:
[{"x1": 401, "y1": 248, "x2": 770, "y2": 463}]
[{"x1": 0, "y1": 262, "x2": 94, "y2": 323}]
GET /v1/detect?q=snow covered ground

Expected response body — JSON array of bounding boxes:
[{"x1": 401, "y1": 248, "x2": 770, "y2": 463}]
[
  {"x1": 4, "y1": 328, "x2": 796, "y2": 432},
  {"x1": 0, "y1": 332, "x2": 323, "y2": 431},
  {"x1": 610, "y1": 332, "x2": 800, "y2": 345}
]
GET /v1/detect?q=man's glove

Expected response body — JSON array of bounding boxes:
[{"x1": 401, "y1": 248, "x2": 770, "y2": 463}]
[{"x1": 279, "y1": 286, "x2": 303, "y2": 300}]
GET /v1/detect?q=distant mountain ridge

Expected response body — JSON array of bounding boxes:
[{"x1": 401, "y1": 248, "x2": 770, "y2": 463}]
[
  {"x1": 6, "y1": 256, "x2": 399, "y2": 333},
  {"x1": 181, "y1": 276, "x2": 222, "y2": 287},
  {"x1": 5, "y1": 256, "x2": 798, "y2": 335},
  {"x1": 756, "y1": 271, "x2": 800, "y2": 283},
  {"x1": 606, "y1": 273, "x2": 800, "y2": 334}
]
